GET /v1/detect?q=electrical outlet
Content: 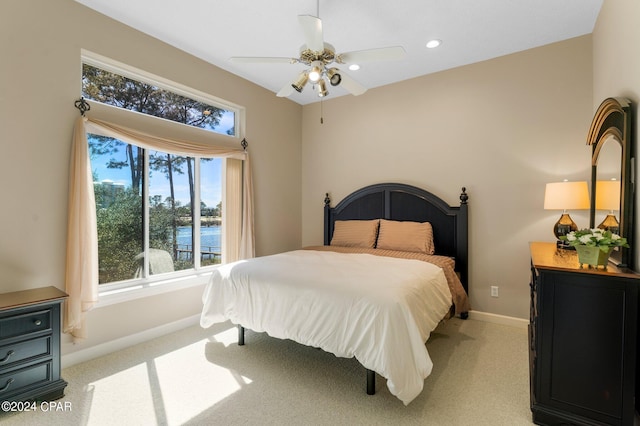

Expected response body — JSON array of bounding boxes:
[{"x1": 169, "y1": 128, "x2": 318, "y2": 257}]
[{"x1": 491, "y1": 286, "x2": 499, "y2": 297}]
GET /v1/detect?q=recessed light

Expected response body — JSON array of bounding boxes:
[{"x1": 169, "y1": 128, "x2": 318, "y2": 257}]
[
  {"x1": 426, "y1": 39, "x2": 441, "y2": 49},
  {"x1": 348, "y1": 64, "x2": 360, "y2": 71}
]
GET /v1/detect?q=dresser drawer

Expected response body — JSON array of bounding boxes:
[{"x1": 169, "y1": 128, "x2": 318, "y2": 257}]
[
  {"x1": 0, "y1": 309, "x2": 51, "y2": 340},
  {"x1": 0, "y1": 361, "x2": 52, "y2": 399},
  {"x1": 0, "y1": 336, "x2": 52, "y2": 370}
]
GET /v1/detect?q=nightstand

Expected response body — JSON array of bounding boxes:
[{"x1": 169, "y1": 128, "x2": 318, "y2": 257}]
[{"x1": 0, "y1": 286, "x2": 68, "y2": 403}]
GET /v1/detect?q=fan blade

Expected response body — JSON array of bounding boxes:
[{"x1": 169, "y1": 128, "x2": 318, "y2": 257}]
[
  {"x1": 338, "y1": 46, "x2": 406, "y2": 64},
  {"x1": 338, "y1": 73, "x2": 367, "y2": 96},
  {"x1": 276, "y1": 80, "x2": 296, "y2": 97},
  {"x1": 298, "y1": 15, "x2": 324, "y2": 52},
  {"x1": 230, "y1": 57, "x2": 298, "y2": 64}
]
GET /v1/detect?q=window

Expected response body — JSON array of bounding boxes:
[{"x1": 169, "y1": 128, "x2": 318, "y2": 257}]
[
  {"x1": 90, "y1": 138, "x2": 223, "y2": 283},
  {"x1": 82, "y1": 63, "x2": 236, "y2": 136},
  {"x1": 82, "y1": 57, "x2": 239, "y2": 286}
]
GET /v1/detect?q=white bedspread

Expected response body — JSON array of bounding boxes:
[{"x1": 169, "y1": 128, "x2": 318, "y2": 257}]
[{"x1": 200, "y1": 249, "x2": 453, "y2": 405}]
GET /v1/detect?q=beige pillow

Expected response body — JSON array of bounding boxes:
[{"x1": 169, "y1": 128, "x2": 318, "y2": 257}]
[
  {"x1": 376, "y1": 219, "x2": 435, "y2": 254},
  {"x1": 330, "y1": 220, "x2": 380, "y2": 248}
]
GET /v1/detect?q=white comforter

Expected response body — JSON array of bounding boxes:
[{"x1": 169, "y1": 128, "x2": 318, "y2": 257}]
[{"x1": 200, "y1": 249, "x2": 453, "y2": 405}]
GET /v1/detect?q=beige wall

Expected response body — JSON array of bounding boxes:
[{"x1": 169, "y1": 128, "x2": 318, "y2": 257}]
[
  {"x1": 301, "y1": 36, "x2": 594, "y2": 319},
  {"x1": 0, "y1": 0, "x2": 302, "y2": 353},
  {"x1": 592, "y1": 0, "x2": 640, "y2": 268}
]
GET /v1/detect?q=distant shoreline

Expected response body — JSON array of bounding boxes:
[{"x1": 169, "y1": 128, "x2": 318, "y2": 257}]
[{"x1": 178, "y1": 216, "x2": 221, "y2": 226}]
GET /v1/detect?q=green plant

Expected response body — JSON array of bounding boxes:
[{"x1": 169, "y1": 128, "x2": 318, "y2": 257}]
[{"x1": 560, "y1": 228, "x2": 630, "y2": 251}]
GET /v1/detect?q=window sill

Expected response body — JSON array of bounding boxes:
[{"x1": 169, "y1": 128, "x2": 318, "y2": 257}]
[{"x1": 95, "y1": 271, "x2": 213, "y2": 308}]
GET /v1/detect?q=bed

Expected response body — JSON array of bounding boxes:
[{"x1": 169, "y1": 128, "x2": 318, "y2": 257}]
[{"x1": 200, "y1": 183, "x2": 470, "y2": 405}]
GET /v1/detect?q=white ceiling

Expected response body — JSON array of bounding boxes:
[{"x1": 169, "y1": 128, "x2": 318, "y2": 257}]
[{"x1": 75, "y1": 0, "x2": 603, "y2": 105}]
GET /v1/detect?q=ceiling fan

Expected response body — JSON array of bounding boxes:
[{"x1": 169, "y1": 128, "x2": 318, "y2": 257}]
[{"x1": 229, "y1": 14, "x2": 405, "y2": 99}]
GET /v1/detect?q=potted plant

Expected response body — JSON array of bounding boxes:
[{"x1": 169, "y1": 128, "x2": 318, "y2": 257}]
[{"x1": 560, "y1": 228, "x2": 629, "y2": 268}]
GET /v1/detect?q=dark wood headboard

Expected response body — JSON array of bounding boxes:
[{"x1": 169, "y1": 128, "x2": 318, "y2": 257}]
[{"x1": 324, "y1": 183, "x2": 469, "y2": 293}]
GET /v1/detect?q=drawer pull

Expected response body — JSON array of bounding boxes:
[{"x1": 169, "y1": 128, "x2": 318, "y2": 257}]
[
  {"x1": 0, "y1": 378, "x2": 14, "y2": 393},
  {"x1": 0, "y1": 350, "x2": 14, "y2": 364},
  {"x1": 34, "y1": 319, "x2": 42, "y2": 326}
]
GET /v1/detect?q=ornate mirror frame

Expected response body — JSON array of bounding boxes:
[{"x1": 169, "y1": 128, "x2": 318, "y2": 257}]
[{"x1": 587, "y1": 97, "x2": 634, "y2": 269}]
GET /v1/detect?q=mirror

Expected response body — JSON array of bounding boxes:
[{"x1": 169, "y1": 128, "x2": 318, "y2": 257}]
[
  {"x1": 595, "y1": 136, "x2": 622, "y2": 232},
  {"x1": 588, "y1": 98, "x2": 634, "y2": 269}
]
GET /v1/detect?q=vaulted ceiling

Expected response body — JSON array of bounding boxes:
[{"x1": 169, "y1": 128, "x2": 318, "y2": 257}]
[{"x1": 76, "y1": 0, "x2": 603, "y2": 105}]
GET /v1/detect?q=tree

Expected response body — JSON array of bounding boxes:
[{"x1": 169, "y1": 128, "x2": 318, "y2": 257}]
[{"x1": 149, "y1": 153, "x2": 186, "y2": 257}]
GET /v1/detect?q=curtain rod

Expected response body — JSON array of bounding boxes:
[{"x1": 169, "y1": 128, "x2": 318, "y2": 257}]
[{"x1": 76, "y1": 97, "x2": 248, "y2": 150}]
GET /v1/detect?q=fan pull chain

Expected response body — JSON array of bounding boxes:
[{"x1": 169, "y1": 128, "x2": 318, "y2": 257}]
[{"x1": 320, "y1": 98, "x2": 324, "y2": 124}]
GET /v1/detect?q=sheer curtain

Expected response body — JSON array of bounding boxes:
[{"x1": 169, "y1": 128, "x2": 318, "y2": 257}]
[{"x1": 64, "y1": 116, "x2": 254, "y2": 339}]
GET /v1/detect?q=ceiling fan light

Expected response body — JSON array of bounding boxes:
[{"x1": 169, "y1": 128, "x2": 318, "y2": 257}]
[
  {"x1": 308, "y1": 69, "x2": 321, "y2": 82},
  {"x1": 317, "y1": 78, "x2": 328, "y2": 97},
  {"x1": 292, "y1": 71, "x2": 309, "y2": 93},
  {"x1": 308, "y1": 61, "x2": 323, "y2": 82},
  {"x1": 327, "y1": 68, "x2": 341, "y2": 86}
]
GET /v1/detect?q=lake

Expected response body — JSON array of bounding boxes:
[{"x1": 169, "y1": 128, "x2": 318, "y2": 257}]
[{"x1": 176, "y1": 225, "x2": 221, "y2": 250}]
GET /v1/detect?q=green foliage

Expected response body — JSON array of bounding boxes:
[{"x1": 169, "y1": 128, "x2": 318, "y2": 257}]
[
  {"x1": 148, "y1": 198, "x2": 176, "y2": 253},
  {"x1": 96, "y1": 189, "x2": 143, "y2": 283}
]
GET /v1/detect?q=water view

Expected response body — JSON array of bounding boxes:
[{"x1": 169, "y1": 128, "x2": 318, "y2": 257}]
[{"x1": 175, "y1": 225, "x2": 221, "y2": 260}]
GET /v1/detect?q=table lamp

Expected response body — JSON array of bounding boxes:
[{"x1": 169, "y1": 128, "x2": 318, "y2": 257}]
[
  {"x1": 544, "y1": 181, "x2": 590, "y2": 244},
  {"x1": 595, "y1": 179, "x2": 621, "y2": 234}
]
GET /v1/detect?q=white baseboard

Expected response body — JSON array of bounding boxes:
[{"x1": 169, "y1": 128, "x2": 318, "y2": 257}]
[
  {"x1": 61, "y1": 310, "x2": 527, "y2": 369},
  {"x1": 61, "y1": 314, "x2": 201, "y2": 369},
  {"x1": 467, "y1": 310, "x2": 528, "y2": 329}
]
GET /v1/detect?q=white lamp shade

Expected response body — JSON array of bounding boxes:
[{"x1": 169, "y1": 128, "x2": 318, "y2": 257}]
[
  {"x1": 595, "y1": 180, "x2": 620, "y2": 211},
  {"x1": 544, "y1": 181, "x2": 590, "y2": 210}
]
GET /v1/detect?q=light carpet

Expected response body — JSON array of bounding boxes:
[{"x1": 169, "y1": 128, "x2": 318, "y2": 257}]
[{"x1": 0, "y1": 317, "x2": 533, "y2": 425}]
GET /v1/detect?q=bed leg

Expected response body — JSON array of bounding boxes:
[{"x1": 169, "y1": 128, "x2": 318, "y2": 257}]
[
  {"x1": 366, "y1": 369, "x2": 375, "y2": 395},
  {"x1": 238, "y1": 325, "x2": 245, "y2": 346}
]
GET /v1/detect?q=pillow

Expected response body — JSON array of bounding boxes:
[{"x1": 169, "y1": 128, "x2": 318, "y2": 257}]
[
  {"x1": 330, "y1": 220, "x2": 380, "y2": 248},
  {"x1": 376, "y1": 219, "x2": 435, "y2": 254}
]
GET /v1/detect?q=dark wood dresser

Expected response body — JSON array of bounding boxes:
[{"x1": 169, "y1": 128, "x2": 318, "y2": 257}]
[
  {"x1": 529, "y1": 242, "x2": 640, "y2": 425},
  {"x1": 0, "y1": 286, "x2": 68, "y2": 403}
]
